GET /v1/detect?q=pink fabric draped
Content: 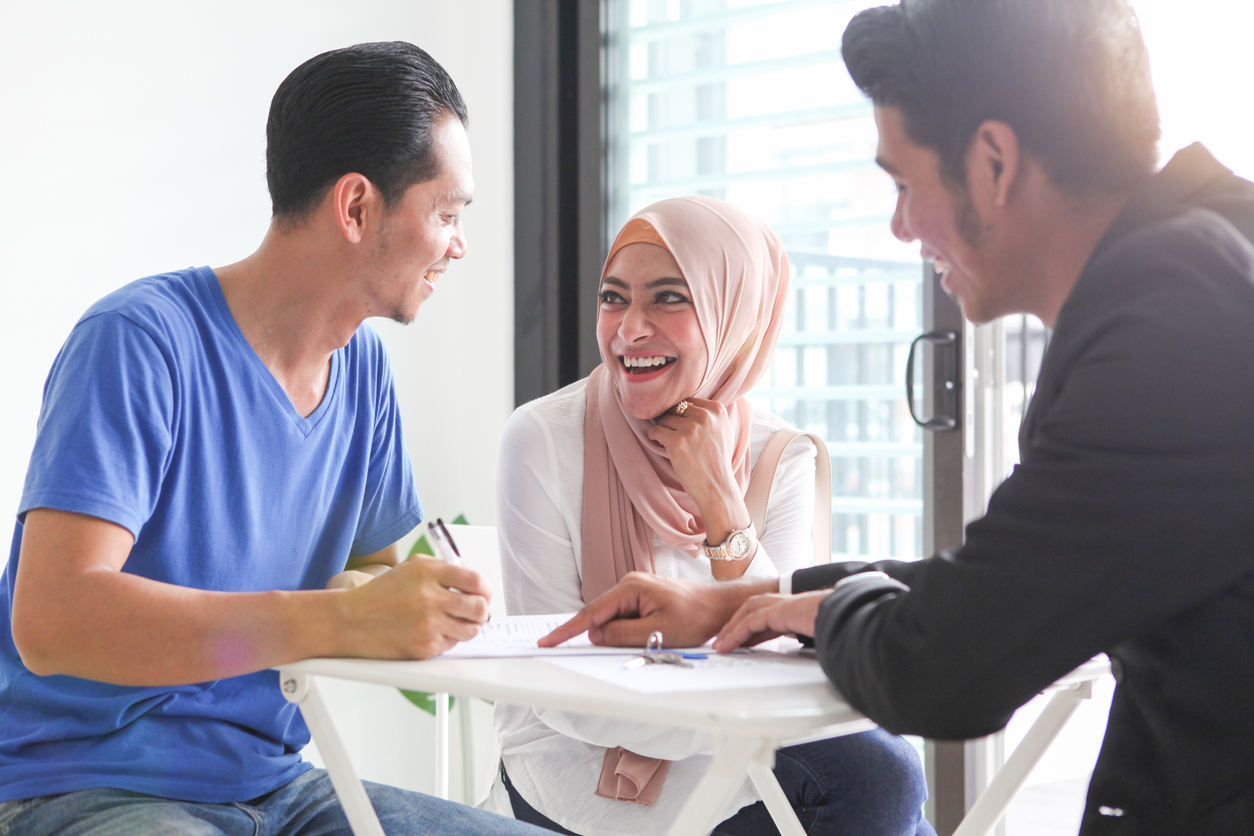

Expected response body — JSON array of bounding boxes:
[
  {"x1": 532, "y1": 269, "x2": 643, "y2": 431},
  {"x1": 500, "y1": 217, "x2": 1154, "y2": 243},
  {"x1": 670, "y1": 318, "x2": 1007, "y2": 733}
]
[
  {"x1": 579, "y1": 195, "x2": 791, "y2": 602},
  {"x1": 594, "y1": 747, "x2": 670, "y2": 806},
  {"x1": 578, "y1": 196, "x2": 789, "y2": 807}
]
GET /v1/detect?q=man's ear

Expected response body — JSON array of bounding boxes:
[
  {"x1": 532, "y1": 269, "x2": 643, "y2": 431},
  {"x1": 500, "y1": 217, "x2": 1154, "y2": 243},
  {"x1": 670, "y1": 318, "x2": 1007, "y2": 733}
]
[
  {"x1": 331, "y1": 173, "x2": 378, "y2": 244},
  {"x1": 966, "y1": 120, "x2": 1022, "y2": 211}
]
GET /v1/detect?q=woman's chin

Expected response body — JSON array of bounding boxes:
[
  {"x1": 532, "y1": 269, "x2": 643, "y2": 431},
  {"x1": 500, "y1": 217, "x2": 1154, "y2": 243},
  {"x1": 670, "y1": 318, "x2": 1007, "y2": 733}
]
[
  {"x1": 612, "y1": 370, "x2": 693, "y2": 421},
  {"x1": 616, "y1": 391, "x2": 675, "y2": 422}
]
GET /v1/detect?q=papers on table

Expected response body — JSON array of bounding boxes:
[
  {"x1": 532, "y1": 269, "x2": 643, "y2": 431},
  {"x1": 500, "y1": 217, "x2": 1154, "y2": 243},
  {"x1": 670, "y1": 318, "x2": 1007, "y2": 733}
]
[
  {"x1": 441, "y1": 613, "x2": 639, "y2": 658},
  {"x1": 440, "y1": 616, "x2": 829, "y2": 695},
  {"x1": 541, "y1": 647, "x2": 829, "y2": 694}
]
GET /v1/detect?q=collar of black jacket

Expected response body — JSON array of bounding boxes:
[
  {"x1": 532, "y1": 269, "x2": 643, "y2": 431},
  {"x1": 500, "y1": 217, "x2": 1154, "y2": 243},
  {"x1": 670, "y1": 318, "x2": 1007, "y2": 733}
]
[{"x1": 1088, "y1": 143, "x2": 1233, "y2": 267}]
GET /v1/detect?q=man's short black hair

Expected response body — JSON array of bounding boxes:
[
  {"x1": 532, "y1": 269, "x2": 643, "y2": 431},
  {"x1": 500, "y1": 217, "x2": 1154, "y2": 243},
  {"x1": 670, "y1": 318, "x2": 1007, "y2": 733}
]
[
  {"x1": 266, "y1": 41, "x2": 468, "y2": 221},
  {"x1": 843, "y1": 0, "x2": 1160, "y2": 191}
]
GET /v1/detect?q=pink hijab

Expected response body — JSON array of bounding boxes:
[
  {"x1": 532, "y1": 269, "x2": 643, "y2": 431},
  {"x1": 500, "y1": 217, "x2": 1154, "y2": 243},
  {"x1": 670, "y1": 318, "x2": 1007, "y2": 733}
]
[{"x1": 580, "y1": 196, "x2": 791, "y2": 603}]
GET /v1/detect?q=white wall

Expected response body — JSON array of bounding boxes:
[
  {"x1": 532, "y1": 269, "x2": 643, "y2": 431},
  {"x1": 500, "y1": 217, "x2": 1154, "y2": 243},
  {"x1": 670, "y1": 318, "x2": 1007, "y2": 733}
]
[
  {"x1": 0, "y1": 0, "x2": 513, "y2": 799},
  {"x1": 0, "y1": 0, "x2": 514, "y2": 541}
]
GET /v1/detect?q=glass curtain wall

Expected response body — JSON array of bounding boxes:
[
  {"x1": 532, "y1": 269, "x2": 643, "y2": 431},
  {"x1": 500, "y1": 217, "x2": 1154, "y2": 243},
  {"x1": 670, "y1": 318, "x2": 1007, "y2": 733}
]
[{"x1": 606, "y1": 0, "x2": 925, "y2": 562}]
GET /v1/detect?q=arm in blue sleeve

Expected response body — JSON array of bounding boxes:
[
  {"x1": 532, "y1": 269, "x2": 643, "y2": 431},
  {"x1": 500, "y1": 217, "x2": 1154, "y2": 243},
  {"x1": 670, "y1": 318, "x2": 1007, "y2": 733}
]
[{"x1": 21, "y1": 313, "x2": 175, "y2": 538}]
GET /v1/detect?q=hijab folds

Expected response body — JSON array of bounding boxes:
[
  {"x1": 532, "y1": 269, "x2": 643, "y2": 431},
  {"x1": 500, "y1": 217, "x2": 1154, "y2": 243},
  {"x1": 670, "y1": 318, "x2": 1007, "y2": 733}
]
[{"x1": 580, "y1": 196, "x2": 791, "y2": 603}]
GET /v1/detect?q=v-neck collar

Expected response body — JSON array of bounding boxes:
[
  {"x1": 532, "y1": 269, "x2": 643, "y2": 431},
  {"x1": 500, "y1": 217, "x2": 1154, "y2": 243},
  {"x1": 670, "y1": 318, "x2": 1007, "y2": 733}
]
[{"x1": 197, "y1": 266, "x2": 340, "y2": 438}]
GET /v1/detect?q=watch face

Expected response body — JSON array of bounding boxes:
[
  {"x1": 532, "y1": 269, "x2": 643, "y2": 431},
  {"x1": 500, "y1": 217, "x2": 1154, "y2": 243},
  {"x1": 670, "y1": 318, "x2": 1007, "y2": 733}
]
[{"x1": 730, "y1": 531, "x2": 750, "y2": 557}]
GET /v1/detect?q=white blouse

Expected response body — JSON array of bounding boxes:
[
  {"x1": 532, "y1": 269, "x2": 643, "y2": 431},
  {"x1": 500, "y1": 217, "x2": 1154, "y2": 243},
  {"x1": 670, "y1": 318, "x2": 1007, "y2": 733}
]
[{"x1": 482, "y1": 378, "x2": 817, "y2": 836}]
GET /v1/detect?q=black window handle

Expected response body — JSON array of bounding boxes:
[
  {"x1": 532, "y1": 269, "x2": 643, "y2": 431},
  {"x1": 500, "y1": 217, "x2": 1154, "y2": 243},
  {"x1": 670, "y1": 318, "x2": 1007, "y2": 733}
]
[{"x1": 905, "y1": 330, "x2": 960, "y2": 431}]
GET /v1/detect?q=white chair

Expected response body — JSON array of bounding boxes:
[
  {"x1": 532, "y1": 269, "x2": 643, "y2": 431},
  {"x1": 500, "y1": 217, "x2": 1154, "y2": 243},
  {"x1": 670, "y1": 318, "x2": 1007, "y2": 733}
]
[{"x1": 432, "y1": 524, "x2": 504, "y2": 803}]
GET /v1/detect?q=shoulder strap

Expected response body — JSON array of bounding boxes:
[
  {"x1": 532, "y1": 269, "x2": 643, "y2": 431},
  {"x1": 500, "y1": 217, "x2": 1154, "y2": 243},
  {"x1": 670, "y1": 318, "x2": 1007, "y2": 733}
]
[{"x1": 744, "y1": 428, "x2": 833, "y2": 566}]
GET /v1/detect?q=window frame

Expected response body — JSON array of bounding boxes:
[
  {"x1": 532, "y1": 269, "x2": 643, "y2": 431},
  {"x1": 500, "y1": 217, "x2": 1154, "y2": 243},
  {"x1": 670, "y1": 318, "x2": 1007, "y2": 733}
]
[{"x1": 514, "y1": 4, "x2": 1006, "y2": 831}]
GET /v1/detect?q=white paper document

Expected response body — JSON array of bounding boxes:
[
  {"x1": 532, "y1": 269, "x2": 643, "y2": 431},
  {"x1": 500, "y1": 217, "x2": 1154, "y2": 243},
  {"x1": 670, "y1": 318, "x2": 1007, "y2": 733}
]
[
  {"x1": 440, "y1": 613, "x2": 640, "y2": 658},
  {"x1": 541, "y1": 648, "x2": 829, "y2": 694}
]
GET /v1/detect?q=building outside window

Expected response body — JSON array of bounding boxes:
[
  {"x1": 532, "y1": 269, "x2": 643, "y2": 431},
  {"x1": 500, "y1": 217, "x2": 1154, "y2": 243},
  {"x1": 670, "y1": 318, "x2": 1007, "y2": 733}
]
[
  {"x1": 599, "y1": 1, "x2": 1252, "y2": 833},
  {"x1": 604, "y1": 2, "x2": 1067, "y2": 833},
  {"x1": 607, "y1": 0, "x2": 933, "y2": 563}
]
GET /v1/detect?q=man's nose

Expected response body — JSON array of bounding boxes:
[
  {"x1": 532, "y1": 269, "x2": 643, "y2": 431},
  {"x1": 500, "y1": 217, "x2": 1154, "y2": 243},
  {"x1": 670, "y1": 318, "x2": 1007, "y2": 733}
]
[
  {"x1": 890, "y1": 194, "x2": 914, "y2": 243},
  {"x1": 447, "y1": 223, "x2": 468, "y2": 260}
]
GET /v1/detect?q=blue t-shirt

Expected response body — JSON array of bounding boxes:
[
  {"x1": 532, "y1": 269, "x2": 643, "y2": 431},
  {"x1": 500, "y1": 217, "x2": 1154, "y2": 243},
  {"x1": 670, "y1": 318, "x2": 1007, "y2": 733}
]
[{"x1": 0, "y1": 266, "x2": 423, "y2": 802}]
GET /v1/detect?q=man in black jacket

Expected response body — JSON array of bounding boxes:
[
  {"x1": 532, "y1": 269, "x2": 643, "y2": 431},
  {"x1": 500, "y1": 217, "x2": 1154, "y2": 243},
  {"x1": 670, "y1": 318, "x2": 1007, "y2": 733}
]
[{"x1": 545, "y1": 1, "x2": 1254, "y2": 832}]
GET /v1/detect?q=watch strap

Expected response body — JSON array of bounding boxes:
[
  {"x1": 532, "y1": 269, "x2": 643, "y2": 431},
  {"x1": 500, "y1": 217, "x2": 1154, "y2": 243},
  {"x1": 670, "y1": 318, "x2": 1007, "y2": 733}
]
[{"x1": 703, "y1": 522, "x2": 757, "y2": 560}]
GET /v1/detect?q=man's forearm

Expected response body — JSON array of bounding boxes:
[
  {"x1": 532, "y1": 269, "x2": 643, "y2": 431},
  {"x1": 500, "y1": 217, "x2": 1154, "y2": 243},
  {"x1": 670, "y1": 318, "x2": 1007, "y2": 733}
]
[
  {"x1": 713, "y1": 576, "x2": 780, "y2": 618},
  {"x1": 15, "y1": 571, "x2": 351, "y2": 686},
  {"x1": 13, "y1": 509, "x2": 490, "y2": 686}
]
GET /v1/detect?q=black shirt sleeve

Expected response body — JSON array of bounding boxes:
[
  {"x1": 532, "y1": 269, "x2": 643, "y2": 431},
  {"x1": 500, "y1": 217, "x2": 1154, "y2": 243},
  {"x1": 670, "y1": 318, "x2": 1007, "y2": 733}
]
[
  {"x1": 812, "y1": 216, "x2": 1254, "y2": 740},
  {"x1": 792, "y1": 560, "x2": 928, "y2": 593}
]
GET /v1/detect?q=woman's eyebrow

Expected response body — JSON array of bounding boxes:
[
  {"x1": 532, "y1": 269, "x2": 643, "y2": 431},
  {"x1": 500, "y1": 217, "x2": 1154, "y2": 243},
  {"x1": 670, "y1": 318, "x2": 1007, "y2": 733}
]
[{"x1": 600, "y1": 276, "x2": 688, "y2": 289}]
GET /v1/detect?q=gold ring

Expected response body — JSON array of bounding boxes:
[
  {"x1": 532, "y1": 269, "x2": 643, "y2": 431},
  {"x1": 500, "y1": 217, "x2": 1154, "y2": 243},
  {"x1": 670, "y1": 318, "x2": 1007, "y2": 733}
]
[{"x1": 674, "y1": 400, "x2": 691, "y2": 416}]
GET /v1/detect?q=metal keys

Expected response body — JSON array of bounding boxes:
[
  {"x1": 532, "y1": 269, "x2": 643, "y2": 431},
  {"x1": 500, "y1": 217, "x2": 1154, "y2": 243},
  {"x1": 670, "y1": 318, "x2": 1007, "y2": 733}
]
[{"x1": 623, "y1": 631, "x2": 694, "y2": 669}]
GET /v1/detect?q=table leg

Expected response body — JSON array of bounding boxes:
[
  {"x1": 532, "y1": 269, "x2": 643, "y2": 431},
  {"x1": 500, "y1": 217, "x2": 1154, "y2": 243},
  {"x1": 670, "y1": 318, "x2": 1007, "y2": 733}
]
[
  {"x1": 666, "y1": 735, "x2": 769, "y2": 836},
  {"x1": 747, "y1": 754, "x2": 807, "y2": 836},
  {"x1": 458, "y1": 697, "x2": 476, "y2": 805},
  {"x1": 952, "y1": 680, "x2": 1094, "y2": 836},
  {"x1": 435, "y1": 692, "x2": 450, "y2": 800},
  {"x1": 280, "y1": 671, "x2": 386, "y2": 836}
]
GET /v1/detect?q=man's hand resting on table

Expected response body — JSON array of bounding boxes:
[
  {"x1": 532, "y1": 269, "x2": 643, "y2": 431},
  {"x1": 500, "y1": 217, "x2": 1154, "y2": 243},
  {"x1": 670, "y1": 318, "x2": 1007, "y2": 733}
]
[
  {"x1": 539, "y1": 571, "x2": 779, "y2": 649},
  {"x1": 712, "y1": 589, "x2": 832, "y2": 652}
]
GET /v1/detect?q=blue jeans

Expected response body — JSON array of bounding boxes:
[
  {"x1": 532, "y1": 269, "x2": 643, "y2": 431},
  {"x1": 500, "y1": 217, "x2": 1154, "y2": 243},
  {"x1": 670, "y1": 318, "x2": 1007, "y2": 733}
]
[
  {"x1": 504, "y1": 729, "x2": 937, "y2": 836},
  {"x1": 0, "y1": 769, "x2": 547, "y2": 836}
]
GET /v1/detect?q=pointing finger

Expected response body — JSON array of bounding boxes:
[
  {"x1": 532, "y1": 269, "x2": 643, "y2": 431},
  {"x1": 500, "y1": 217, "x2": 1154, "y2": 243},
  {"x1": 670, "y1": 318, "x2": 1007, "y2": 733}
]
[{"x1": 539, "y1": 610, "x2": 596, "y2": 647}]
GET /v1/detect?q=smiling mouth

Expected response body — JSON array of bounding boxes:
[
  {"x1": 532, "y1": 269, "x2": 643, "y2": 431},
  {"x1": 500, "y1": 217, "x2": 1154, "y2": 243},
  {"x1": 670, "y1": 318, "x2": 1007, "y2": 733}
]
[
  {"x1": 620, "y1": 355, "x2": 676, "y2": 375},
  {"x1": 425, "y1": 270, "x2": 441, "y2": 284}
]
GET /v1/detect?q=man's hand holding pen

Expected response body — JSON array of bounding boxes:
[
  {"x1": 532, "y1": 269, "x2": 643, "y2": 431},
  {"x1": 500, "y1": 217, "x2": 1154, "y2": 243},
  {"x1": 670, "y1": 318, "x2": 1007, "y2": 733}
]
[{"x1": 323, "y1": 519, "x2": 491, "y2": 658}]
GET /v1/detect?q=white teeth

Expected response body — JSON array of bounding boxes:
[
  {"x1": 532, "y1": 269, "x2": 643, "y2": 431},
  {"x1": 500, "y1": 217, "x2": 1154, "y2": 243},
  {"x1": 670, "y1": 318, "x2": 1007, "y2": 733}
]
[{"x1": 623, "y1": 356, "x2": 671, "y2": 369}]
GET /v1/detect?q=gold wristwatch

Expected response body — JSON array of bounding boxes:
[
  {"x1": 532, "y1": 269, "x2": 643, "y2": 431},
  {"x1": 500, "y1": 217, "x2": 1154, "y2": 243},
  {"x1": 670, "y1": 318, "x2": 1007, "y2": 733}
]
[{"x1": 703, "y1": 523, "x2": 757, "y2": 561}]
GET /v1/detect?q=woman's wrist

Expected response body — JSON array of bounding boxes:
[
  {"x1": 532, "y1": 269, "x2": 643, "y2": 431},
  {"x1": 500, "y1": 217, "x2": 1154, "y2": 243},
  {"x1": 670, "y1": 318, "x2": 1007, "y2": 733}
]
[
  {"x1": 709, "y1": 545, "x2": 755, "y2": 580},
  {"x1": 699, "y1": 497, "x2": 751, "y2": 549}
]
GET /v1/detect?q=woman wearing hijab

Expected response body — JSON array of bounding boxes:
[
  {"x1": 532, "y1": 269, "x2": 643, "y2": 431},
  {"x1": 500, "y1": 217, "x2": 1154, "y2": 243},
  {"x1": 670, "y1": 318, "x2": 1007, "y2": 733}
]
[{"x1": 484, "y1": 197, "x2": 932, "y2": 835}]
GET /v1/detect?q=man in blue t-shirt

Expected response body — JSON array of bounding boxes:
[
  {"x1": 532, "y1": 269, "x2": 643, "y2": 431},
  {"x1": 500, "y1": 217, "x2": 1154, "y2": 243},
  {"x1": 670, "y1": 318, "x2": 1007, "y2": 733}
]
[{"x1": 0, "y1": 43, "x2": 544, "y2": 836}]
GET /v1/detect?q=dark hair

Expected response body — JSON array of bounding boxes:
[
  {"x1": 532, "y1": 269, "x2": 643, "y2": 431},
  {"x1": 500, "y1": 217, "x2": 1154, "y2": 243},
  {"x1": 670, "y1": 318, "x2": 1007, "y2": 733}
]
[
  {"x1": 266, "y1": 41, "x2": 468, "y2": 220},
  {"x1": 842, "y1": 0, "x2": 1160, "y2": 191}
]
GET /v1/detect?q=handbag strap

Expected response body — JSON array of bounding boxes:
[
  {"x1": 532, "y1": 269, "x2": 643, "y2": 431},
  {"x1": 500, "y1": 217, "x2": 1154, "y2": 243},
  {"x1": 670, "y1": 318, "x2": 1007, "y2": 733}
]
[{"x1": 744, "y1": 428, "x2": 833, "y2": 566}]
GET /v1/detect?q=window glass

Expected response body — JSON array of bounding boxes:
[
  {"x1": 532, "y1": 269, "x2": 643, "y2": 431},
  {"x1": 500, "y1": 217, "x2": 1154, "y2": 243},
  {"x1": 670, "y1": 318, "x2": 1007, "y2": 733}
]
[{"x1": 607, "y1": 0, "x2": 924, "y2": 562}]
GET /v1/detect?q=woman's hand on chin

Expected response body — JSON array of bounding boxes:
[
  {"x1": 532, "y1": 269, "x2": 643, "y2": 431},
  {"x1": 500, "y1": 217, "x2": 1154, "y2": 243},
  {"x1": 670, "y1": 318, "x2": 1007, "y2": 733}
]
[{"x1": 648, "y1": 397, "x2": 754, "y2": 580}]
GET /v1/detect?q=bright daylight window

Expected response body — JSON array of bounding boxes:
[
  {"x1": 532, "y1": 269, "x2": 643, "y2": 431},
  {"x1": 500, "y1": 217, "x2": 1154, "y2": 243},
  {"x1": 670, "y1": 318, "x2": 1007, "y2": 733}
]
[
  {"x1": 607, "y1": 0, "x2": 926, "y2": 563},
  {"x1": 605, "y1": 0, "x2": 1254, "y2": 565},
  {"x1": 605, "y1": 2, "x2": 1254, "y2": 832}
]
